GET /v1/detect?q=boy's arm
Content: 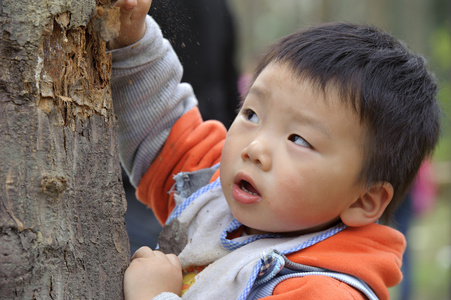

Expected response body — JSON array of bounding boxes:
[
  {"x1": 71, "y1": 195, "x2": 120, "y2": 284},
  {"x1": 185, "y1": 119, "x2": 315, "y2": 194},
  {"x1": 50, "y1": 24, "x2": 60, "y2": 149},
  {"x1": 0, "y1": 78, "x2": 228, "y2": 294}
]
[
  {"x1": 110, "y1": 1, "x2": 226, "y2": 224},
  {"x1": 110, "y1": 2, "x2": 193, "y2": 299},
  {"x1": 137, "y1": 107, "x2": 225, "y2": 224},
  {"x1": 110, "y1": 14, "x2": 198, "y2": 187}
]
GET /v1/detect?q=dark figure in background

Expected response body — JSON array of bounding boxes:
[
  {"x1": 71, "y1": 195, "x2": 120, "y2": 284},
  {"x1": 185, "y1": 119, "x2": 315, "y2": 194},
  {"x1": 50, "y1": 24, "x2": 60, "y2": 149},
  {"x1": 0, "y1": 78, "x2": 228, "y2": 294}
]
[
  {"x1": 392, "y1": 192, "x2": 413, "y2": 300},
  {"x1": 151, "y1": 0, "x2": 240, "y2": 127},
  {"x1": 124, "y1": 0, "x2": 239, "y2": 253}
]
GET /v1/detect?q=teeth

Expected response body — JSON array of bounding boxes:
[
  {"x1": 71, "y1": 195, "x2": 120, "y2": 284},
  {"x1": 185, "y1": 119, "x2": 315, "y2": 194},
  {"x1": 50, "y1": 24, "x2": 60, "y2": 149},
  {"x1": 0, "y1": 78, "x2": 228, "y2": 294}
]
[{"x1": 241, "y1": 182, "x2": 258, "y2": 195}]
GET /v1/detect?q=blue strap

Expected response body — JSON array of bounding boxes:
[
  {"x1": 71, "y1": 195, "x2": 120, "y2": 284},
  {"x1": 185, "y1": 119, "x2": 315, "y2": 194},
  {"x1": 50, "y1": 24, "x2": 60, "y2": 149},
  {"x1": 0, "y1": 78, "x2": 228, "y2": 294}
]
[
  {"x1": 246, "y1": 250, "x2": 379, "y2": 300},
  {"x1": 248, "y1": 271, "x2": 378, "y2": 300}
]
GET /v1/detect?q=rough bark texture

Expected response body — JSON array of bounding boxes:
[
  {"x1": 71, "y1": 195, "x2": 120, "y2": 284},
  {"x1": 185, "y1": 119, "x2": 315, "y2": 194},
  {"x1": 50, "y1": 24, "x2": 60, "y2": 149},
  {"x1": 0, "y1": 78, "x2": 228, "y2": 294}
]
[{"x1": 0, "y1": 1, "x2": 130, "y2": 299}]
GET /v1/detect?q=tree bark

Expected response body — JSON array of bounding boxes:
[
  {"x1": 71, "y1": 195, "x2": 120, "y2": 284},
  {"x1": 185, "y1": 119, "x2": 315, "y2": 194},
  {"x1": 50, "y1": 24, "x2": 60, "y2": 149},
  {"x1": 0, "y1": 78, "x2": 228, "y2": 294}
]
[{"x1": 0, "y1": 1, "x2": 130, "y2": 299}]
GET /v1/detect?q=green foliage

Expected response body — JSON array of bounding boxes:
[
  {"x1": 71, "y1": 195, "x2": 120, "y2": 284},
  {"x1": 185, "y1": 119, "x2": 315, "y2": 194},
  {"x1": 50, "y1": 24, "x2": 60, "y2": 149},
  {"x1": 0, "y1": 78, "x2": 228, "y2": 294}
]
[
  {"x1": 431, "y1": 27, "x2": 451, "y2": 71},
  {"x1": 434, "y1": 84, "x2": 451, "y2": 161},
  {"x1": 430, "y1": 27, "x2": 451, "y2": 161}
]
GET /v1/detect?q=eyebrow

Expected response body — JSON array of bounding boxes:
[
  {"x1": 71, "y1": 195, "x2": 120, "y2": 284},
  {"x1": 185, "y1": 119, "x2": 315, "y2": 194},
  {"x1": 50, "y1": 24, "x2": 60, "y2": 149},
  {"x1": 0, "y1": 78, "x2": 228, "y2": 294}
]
[
  {"x1": 294, "y1": 112, "x2": 331, "y2": 140},
  {"x1": 247, "y1": 85, "x2": 269, "y2": 102}
]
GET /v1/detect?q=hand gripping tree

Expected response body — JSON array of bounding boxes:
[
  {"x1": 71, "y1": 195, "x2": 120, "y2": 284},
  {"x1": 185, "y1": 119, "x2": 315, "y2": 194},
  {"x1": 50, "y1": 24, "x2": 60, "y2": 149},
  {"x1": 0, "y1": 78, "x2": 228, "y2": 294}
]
[{"x1": 0, "y1": 1, "x2": 130, "y2": 298}]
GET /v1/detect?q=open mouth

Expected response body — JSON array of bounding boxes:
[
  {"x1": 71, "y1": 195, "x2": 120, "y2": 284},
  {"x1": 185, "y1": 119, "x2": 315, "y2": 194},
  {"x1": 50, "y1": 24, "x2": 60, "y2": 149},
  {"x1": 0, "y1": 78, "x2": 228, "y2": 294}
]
[
  {"x1": 232, "y1": 175, "x2": 261, "y2": 205},
  {"x1": 240, "y1": 180, "x2": 260, "y2": 196}
]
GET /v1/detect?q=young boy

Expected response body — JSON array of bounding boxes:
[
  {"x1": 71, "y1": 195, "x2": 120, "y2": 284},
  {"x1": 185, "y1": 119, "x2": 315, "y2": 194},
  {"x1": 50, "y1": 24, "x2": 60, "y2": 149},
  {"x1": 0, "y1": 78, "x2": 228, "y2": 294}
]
[{"x1": 109, "y1": 1, "x2": 441, "y2": 299}]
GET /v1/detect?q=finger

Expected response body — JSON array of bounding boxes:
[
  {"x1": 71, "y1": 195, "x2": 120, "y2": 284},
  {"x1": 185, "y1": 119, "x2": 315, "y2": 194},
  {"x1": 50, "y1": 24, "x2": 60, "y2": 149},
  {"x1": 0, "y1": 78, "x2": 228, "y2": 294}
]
[
  {"x1": 152, "y1": 250, "x2": 169, "y2": 258},
  {"x1": 115, "y1": 0, "x2": 137, "y2": 20},
  {"x1": 166, "y1": 254, "x2": 182, "y2": 269},
  {"x1": 114, "y1": 0, "x2": 137, "y2": 9},
  {"x1": 152, "y1": 251, "x2": 181, "y2": 269},
  {"x1": 138, "y1": 0, "x2": 153, "y2": 11},
  {"x1": 123, "y1": 0, "x2": 138, "y2": 9},
  {"x1": 131, "y1": 246, "x2": 153, "y2": 260}
]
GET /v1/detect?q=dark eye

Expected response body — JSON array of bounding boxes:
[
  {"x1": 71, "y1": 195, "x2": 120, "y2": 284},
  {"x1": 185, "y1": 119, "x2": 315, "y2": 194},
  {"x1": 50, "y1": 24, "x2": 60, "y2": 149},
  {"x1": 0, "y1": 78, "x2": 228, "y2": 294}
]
[
  {"x1": 242, "y1": 109, "x2": 259, "y2": 124},
  {"x1": 288, "y1": 134, "x2": 311, "y2": 148}
]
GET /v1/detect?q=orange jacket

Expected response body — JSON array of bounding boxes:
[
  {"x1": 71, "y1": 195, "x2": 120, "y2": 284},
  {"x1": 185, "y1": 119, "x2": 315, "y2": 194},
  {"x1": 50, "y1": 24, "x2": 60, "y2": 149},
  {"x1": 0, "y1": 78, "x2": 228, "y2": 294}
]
[{"x1": 137, "y1": 107, "x2": 405, "y2": 299}]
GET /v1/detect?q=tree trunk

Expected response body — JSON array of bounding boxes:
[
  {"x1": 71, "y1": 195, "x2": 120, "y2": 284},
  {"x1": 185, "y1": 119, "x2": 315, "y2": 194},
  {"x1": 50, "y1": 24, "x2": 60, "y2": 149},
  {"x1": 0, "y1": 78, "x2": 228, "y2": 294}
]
[{"x1": 0, "y1": 1, "x2": 130, "y2": 299}]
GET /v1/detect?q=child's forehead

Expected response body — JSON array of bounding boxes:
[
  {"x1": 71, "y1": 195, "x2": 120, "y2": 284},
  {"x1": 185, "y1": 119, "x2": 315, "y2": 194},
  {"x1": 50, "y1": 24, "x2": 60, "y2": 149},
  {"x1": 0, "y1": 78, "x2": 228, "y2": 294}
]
[
  {"x1": 252, "y1": 63, "x2": 358, "y2": 114},
  {"x1": 255, "y1": 62, "x2": 356, "y2": 108}
]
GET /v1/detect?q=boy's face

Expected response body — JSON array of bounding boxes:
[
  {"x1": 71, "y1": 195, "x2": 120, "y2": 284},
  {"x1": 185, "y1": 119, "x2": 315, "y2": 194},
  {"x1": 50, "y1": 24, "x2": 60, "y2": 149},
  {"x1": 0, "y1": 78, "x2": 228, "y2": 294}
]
[{"x1": 220, "y1": 62, "x2": 368, "y2": 235}]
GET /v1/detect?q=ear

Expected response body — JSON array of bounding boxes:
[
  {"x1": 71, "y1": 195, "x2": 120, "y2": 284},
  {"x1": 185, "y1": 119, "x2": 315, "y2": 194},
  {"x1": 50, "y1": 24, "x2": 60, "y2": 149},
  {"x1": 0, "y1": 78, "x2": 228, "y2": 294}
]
[{"x1": 340, "y1": 182, "x2": 394, "y2": 227}]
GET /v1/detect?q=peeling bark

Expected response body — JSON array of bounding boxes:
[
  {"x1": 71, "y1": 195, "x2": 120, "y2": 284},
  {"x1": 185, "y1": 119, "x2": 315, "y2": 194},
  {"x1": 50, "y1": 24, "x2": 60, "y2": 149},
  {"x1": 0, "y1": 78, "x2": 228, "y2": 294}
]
[{"x1": 0, "y1": 1, "x2": 129, "y2": 299}]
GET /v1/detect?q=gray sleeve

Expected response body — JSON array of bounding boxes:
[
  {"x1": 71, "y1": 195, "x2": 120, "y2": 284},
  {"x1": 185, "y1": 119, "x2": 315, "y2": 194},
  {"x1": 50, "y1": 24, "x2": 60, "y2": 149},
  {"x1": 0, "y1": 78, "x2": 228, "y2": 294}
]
[{"x1": 110, "y1": 15, "x2": 198, "y2": 187}]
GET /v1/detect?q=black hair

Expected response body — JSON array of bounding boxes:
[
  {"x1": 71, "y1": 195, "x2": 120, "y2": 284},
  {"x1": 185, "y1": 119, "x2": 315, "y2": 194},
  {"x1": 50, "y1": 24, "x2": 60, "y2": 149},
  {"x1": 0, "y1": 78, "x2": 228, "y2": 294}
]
[{"x1": 250, "y1": 23, "x2": 441, "y2": 223}]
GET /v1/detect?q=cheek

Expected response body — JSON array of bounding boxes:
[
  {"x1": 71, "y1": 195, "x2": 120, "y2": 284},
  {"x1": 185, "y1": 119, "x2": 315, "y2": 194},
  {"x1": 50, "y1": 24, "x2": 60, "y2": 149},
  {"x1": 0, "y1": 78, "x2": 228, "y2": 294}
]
[
  {"x1": 270, "y1": 166, "x2": 326, "y2": 217},
  {"x1": 220, "y1": 138, "x2": 238, "y2": 185},
  {"x1": 220, "y1": 142, "x2": 233, "y2": 172},
  {"x1": 272, "y1": 162, "x2": 312, "y2": 199},
  {"x1": 271, "y1": 175, "x2": 307, "y2": 211},
  {"x1": 221, "y1": 132, "x2": 242, "y2": 164}
]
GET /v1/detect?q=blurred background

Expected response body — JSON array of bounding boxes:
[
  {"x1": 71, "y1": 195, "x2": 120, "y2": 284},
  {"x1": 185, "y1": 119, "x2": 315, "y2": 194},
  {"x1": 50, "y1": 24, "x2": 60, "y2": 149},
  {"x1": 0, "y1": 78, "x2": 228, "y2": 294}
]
[
  {"x1": 228, "y1": 1, "x2": 450, "y2": 299},
  {"x1": 126, "y1": 1, "x2": 451, "y2": 299}
]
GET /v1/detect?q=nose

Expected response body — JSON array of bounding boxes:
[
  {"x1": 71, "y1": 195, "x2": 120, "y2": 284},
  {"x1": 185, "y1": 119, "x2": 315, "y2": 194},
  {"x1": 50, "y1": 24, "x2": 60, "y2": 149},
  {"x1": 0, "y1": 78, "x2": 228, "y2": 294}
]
[{"x1": 240, "y1": 137, "x2": 272, "y2": 171}]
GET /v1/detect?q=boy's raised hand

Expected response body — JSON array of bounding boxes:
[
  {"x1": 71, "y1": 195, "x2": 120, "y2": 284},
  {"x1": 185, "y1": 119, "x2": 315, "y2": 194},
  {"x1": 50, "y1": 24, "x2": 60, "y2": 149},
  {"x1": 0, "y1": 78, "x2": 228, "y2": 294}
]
[
  {"x1": 108, "y1": 0, "x2": 152, "y2": 50},
  {"x1": 124, "y1": 247, "x2": 183, "y2": 300}
]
